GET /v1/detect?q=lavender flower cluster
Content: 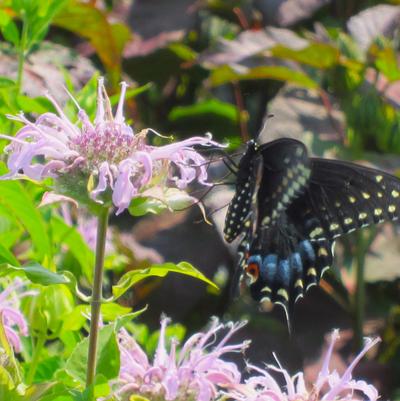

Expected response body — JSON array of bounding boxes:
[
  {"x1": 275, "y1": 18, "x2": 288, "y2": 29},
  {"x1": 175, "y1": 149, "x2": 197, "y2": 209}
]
[
  {"x1": 115, "y1": 317, "x2": 380, "y2": 401},
  {"x1": 0, "y1": 78, "x2": 220, "y2": 215}
]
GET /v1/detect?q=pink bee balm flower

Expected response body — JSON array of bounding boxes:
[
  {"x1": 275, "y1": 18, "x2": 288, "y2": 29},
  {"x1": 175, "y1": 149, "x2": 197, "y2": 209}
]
[
  {"x1": 224, "y1": 330, "x2": 380, "y2": 401},
  {"x1": 116, "y1": 316, "x2": 250, "y2": 401},
  {"x1": 0, "y1": 279, "x2": 35, "y2": 352},
  {"x1": 0, "y1": 78, "x2": 221, "y2": 215}
]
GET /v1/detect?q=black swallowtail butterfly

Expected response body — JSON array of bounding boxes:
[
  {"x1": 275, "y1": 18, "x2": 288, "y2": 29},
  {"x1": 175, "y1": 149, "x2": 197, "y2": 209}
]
[{"x1": 224, "y1": 137, "x2": 400, "y2": 317}]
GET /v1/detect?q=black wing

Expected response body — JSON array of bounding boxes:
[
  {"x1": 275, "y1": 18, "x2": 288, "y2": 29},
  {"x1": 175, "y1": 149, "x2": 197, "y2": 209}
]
[
  {"x1": 289, "y1": 158, "x2": 400, "y2": 241},
  {"x1": 243, "y1": 149, "x2": 400, "y2": 313},
  {"x1": 256, "y1": 138, "x2": 311, "y2": 228}
]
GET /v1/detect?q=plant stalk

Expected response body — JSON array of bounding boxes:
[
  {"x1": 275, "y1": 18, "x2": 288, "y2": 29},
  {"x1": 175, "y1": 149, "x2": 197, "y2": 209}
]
[
  {"x1": 354, "y1": 232, "x2": 366, "y2": 352},
  {"x1": 86, "y1": 207, "x2": 109, "y2": 393},
  {"x1": 26, "y1": 333, "x2": 46, "y2": 384}
]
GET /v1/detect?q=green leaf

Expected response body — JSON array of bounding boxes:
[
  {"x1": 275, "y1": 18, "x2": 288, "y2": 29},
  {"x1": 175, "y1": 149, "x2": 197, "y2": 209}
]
[
  {"x1": 0, "y1": 179, "x2": 51, "y2": 262},
  {"x1": 53, "y1": 1, "x2": 131, "y2": 80},
  {"x1": 0, "y1": 244, "x2": 19, "y2": 266},
  {"x1": 34, "y1": 356, "x2": 63, "y2": 382},
  {"x1": 271, "y1": 42, "x2": 340, "y2": 69},
  {"x1": 16, "y1": 95, "x2": 53, "y2": 114},
  {"x1": 50, "y1": 215, "x2": 94, "y2": 281},
  {"x1": 112, "y1": 262, "x2": 218, "y2": 300},
  {"x1": 114, "y1": 306, "x2": 148, "y2": 331},
  {"x1": 128, "y1": 197, "x2": 167, "y2": 216},
  {"x1": 168, "y1": 43, "x2": 197, "y2": 61},
  {"x1": 25, "y1": 0, "x2": 69, "y2": 50},
  {"x1": 372, "y1": 46, "x2": 400, "y2": 82},
  {"x1": 129, "y1": 188, "x2": 203, "y2": 217},
  {"x1": 0, "y1": 76, "x2": 16, "y2": 89},
  {"x1": 65, "y1": 325, "x2": 120, "y2": 385},
  {"x1": 26, "y1": 284, "x2": 74, "y2": 335},
  {"x1": 168, "y1": 99, "x2": 237, "y2": 123},
  {"x1": 62, "y1": 302, "x2": 132, "y2": 333},
  {"x1": 109, "y1": 82, "x2": 153, "y2": 105},
  {"x1": 0, "y1": 10, "x2": 19, "y2": 46},
  {"x1": 0, "y1": 262, "x2": 70, "y2": 285},
  {"x1": 209, "y1": 65, "x2": 317, "y2": 88}
]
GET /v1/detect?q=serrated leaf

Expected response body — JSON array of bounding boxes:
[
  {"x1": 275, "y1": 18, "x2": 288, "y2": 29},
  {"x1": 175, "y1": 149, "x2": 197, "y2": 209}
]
[
  {"x1": 65, "y1": 325, "x2": 120, "y2": 385},
  {"x1": 112, "y1": 262, "x2": 218, "y2": 300}
]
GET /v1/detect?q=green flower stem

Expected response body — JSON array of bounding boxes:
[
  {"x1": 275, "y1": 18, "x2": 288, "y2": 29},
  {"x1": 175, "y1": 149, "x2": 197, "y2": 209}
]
[
  {"x1": 353, "y1": 229, "x2": 376, "y2": 351},
  {"x1": 354, "y1": 234, "x2": 366, "y2": 352},
  {"x1": 86, "y1": 207, "x2": 109, "y2": 393},
  {"x1": 26, "y1": 333, "x2": 46, "y2": 384}
]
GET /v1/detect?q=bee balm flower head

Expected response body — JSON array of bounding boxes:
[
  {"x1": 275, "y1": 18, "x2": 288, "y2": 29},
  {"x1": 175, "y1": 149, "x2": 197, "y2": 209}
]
[
  {"x1": 116, "y1": 316, "x2": 250, "y2": 401},
  {"x1": 1, "y1": 78, "x2": 221, "y2": 215}
]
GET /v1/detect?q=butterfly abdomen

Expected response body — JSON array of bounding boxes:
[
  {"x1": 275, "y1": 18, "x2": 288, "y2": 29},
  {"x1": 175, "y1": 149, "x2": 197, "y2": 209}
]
[{"x1": 224, "y1": 141, "x2": 262, "y2": 243}]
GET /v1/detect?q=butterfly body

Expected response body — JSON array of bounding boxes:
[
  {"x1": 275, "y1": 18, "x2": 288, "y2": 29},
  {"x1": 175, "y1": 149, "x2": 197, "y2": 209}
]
[{"x1": 224, "y1": 138, "x2": 400, "y2": 312}]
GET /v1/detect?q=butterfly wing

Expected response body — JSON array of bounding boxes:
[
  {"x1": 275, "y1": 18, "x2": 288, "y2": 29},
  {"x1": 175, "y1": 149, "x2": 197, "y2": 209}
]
[
  {"x1": 256, "y1": 138, "x2": 311, "y2": 228},
  {"x1": 243, "y1": 152, "x2": 400, "y2": 312},
  {"x1": 289, "y1": 158, "x2": 400, "y2": 241}
]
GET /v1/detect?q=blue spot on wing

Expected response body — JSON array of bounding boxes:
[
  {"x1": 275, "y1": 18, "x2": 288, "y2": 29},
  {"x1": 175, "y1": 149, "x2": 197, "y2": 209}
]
[
  {"x1": 261, "y1": 254, "x2": 278, "y2": 282},
  {"x1": 277, "y1": 259, "x2": 290, "y2": 287},
  {"x1": 290, "y1": 252, "x2": 303, "y2": 275},
  {"x1": 299, "y1": 240, "x2": 315, "y2": 263}
]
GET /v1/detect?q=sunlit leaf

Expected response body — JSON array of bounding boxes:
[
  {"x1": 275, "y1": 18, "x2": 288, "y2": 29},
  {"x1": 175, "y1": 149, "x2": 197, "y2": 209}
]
[
  {"x1": 0, "y1": 10, "x2": 19, "y2": 46},
  {"x1": 112, "y1": 261, "x2": 218, "y2": 300},
  {"x1": 168, "y1": 43, "x2": 197, "y2": 61},
  {"x1": 0, "y1": 179, "x2": 51, "y2": 262},
  {"x1": 0, "y1": 243, "x2": 18, "y2": 265},
  {"x1": 271, "y1": 42, "x2": 339, "y2": 68},
  {"x1": 128, "y1": 197, "x2": 167, "y2": 216},
  {"x1": 53, "y1": 1, "x2": 131, "y2": 81},
  {"x1": 65, "y1": 325, "x2": 120, "y2": 385},
  {"x1": 372, "y1": 46, "x2": 400, "y2": 82},
  {"x1": 169, "y1": 99, "x2": 237, "y2": 123},
  {"x1": 109, "y1": 82, "x2": 153, "y2": 105},
  {"x1": 27, "y1": 285, "x2": 74, "y2": 335},
  {"x1": 0, "y1": 262, "x2": 70, "y2": 285},
  {"x1": 0, "y1": 76, "x2": 16, "y2": 89},
  {"x1": 25, "y1": 0, "x2": 68, "y2": 49},
  {"x1": 209, "y1": 65, "x2": 317, "y2": 88},
  {"x1": 50, "y1": 215, "x2": 95, "y2": 281},
  {"x1": 114, "y1": 306, "x2": 148, "y2": 331}
]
